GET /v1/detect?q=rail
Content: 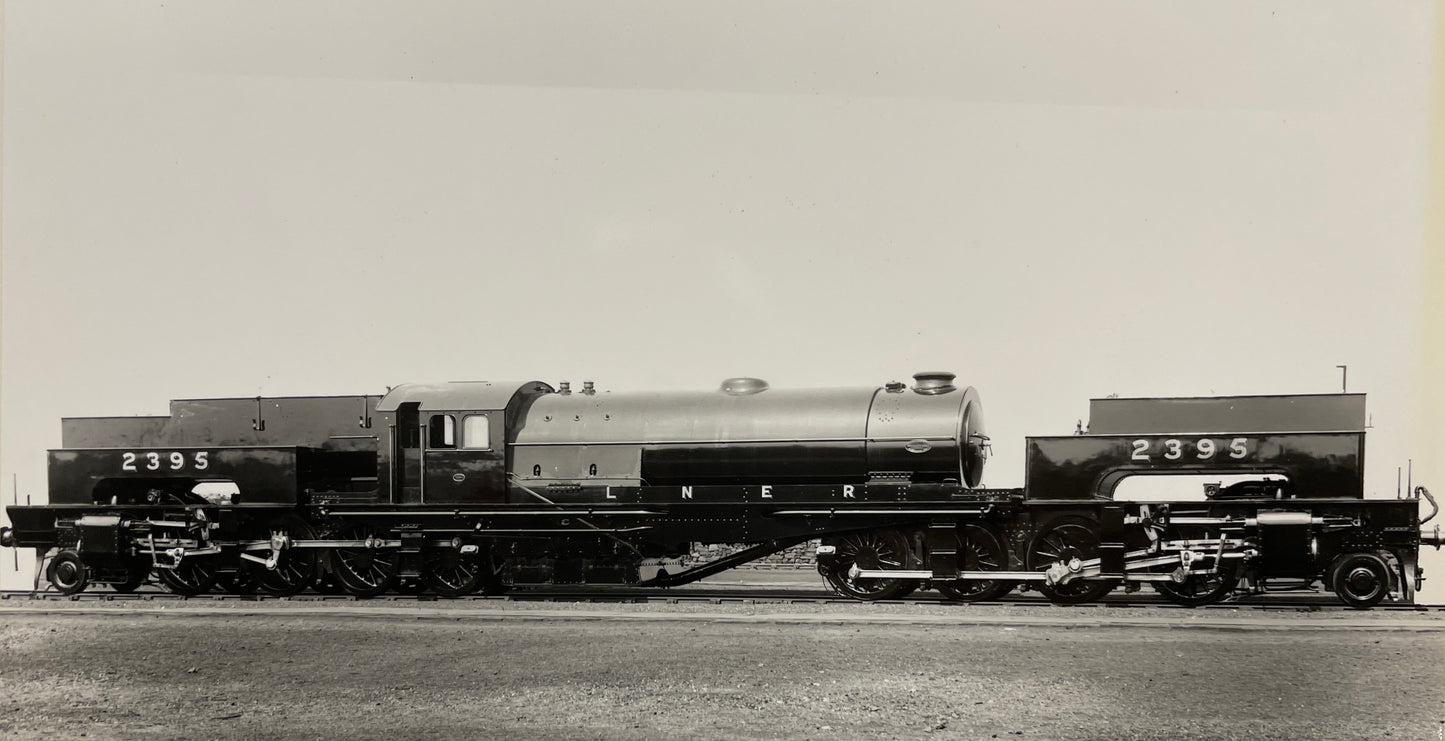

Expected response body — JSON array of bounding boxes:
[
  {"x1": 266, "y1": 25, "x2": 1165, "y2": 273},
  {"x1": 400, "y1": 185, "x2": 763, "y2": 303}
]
[{"x1": 3, "y1": 588, "x2": 1441, "y2": 612}]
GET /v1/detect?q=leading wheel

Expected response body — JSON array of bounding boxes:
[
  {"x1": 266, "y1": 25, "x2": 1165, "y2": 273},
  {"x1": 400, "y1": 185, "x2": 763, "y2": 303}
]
[
  {"x1": 936, "y1": 523, "x2": 1017, "y2": 603},
  {"x1": 47, "y1": 551, "x2": 90, "y2": 596},
  {"x1": 819, "y1": 529, "x2": 918, "y2": 601},
  {"x1": 329, "y1": 526, "x2": 399, "y2": 598},
  {"x1": 1027, "y1": 515, "x2": 1119, "y2": 605},
  {"x1": 1331, "y1": 552, "x2": 1391, "y2": 609},
  {"x1": 244, "y1": 516, "x2": 320, "y2": 597}
]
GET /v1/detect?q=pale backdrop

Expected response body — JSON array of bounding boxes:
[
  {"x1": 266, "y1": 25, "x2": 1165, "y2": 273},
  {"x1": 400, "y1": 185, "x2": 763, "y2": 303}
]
[{"x1": 3, "y1": 2, "x2": 1441, "y2": 596}]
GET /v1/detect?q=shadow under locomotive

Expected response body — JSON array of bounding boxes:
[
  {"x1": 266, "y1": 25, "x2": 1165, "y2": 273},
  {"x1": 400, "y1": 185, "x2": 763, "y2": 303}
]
[{"x1": 2, "y1": 373, "x2": 1441, "y2": 608}]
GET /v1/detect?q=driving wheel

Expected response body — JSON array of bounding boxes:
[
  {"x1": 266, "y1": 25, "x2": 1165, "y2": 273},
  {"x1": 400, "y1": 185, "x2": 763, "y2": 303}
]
[
  {"x1": 1027, "y1": 515, "x2": 1119, "y2": 605},
  {"x1": 936, "y1": 523, "x2": 1017, "y2": 603},
  {"x1": 244, "y1": 515, "x2": 320, "y2": 596},
  {"x1": 819, "y1": 529, "x2": 918, "y2": 601},
  {"x1": 157, "y1": 557, "x2": 220, "y2": 595},
  {"x1": 329, "y1": 526, "x2": 399, "y2": 598},
  {"x1": 1151, "y1": 527, "x2": 1238, "y2": 607}
]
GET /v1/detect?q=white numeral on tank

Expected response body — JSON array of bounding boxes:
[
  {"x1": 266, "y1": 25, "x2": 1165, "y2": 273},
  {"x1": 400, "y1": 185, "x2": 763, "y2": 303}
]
[
  {"x1": 119, "y1": 451, "x2": 211, "y2": 472},
  {"x1": 1130, "y1": 437, "x2": 1249, "y2": 463}
]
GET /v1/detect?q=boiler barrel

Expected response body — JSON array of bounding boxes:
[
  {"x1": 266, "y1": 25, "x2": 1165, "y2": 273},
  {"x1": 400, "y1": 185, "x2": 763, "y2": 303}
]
[{"x1": 510, "y1": 373, "x2": 987, "y2": 487}]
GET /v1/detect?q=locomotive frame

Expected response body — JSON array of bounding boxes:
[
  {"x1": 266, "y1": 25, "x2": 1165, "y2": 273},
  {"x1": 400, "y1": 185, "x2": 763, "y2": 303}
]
[{"x1": 2, "y1": 373, "x2": 1440, "y2": 608}]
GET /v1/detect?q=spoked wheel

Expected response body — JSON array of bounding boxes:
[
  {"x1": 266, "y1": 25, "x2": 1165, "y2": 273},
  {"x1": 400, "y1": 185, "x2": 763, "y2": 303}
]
[
  {"x1": 329, "y1": 527, "x2": 399, "y2": 598},
  {"x1": 47, "y1": 551, "x2": 90, "y2": 596},
  {"x1": 1027, "y1": 515, "x2": 1119, "y2": 605},
  {"x1": 422, "y1": 548, "x2": 490, "y2": 598},
  {"x1": 244, "y1": 516, "x2": 320, "y2": 597},
  {"x1": 819, "y1": 529, "x2": 918, "y2": 601},
  {"x1": 1331, "y1": 552, "x2": 1391, "y2": 609},
  {"x1": 1151, "y1": 527, "x2": 1238, "y2": 607},
  {"x1": 936, "y1": 523, "x2": 1018, "y2": 603},
  {"x1": 157, "y1": 557, "x2": 221, "y2": 596},
  {"x1": 1154, "y1": 564, "x2": 1238, "y2": 607}
]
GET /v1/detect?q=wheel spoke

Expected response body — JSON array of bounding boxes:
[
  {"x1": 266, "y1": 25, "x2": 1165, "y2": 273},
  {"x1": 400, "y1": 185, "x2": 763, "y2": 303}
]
[
  {"x1": 329, "y1": 527, "x2": 397, "y2": 596},
  {"x1": 1027, "y1": 516, "x2": 1117, "y2": 605},
  {"x1": 820, "y1": 529, "x2": 917, "y2": 601}
]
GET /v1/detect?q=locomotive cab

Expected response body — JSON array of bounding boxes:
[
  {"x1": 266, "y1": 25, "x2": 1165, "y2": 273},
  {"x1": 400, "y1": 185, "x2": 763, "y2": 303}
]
[
  {"x1": 412, "y1": 407, "x2": 505, "y2": 503},
  {"x1": 375, "y1": 381, "x2": 553, "y2": 504}
]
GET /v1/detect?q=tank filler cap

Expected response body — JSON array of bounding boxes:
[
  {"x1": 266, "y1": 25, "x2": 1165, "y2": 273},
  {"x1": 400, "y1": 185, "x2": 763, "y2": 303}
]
[
  {"x1": 912, "y1": 372, "x2": 957, "y2": 395},
  {"x1": 720, "y1": 377, "x2": 769, "y2": 395}
]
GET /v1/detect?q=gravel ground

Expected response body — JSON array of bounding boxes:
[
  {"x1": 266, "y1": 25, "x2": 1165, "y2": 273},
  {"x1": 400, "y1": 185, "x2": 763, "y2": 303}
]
[{"x1": 2, "y1": 602, "x2": 1443, "y2": 741}]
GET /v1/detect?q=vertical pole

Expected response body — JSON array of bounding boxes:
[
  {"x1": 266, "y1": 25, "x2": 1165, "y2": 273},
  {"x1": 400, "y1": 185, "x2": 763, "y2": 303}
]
[{"x1": 1408, "y1": 459, "x2": 1413, "y2": 497}]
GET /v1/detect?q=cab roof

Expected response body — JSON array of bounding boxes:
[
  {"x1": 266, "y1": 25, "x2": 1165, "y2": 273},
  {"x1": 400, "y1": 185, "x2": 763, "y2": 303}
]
[{"x1": 376, "y1": 381, "x2": 554, "y2": 412}]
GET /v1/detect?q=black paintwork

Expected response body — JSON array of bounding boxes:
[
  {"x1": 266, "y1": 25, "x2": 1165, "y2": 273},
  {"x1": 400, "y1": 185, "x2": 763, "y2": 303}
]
[
  {"x1": 1025, "y1": 432, "x2": 1365, "y2": 500},
  {"x1": 0, "y1": 383, "x2": 1431, "y2": 605}
]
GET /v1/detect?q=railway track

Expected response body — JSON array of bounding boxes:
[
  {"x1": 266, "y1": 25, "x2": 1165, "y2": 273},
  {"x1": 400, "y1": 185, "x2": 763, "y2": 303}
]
[{"x1": 4, "y1": 588, "x2": 1440, "y2": 613}]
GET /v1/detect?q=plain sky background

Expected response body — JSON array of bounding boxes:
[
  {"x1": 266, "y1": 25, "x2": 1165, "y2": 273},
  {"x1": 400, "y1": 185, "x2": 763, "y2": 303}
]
[{"x1": 2, "y1": 2, "x2": 1441, "y2": 596}]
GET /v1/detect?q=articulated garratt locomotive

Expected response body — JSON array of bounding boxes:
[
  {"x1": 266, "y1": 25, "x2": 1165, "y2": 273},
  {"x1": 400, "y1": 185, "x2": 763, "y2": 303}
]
[{"x1": 2, "y1": 373, "x2": 1440, "y2": 607}]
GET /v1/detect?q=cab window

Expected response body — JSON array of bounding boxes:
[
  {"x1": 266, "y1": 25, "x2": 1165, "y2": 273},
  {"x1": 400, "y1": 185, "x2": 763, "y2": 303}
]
[
  {"x1": 462, "y1": 414, "x2": 490, "y2": 450},
  {"x1": 427, "y1": 414, "x2": 455, "y2": 449}
]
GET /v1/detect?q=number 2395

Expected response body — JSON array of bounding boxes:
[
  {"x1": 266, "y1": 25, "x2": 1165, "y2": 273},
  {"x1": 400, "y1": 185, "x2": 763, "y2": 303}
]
[
  {"x1": 121, "y1": 451, "x2": 209, "y2": 472},
  {"x1": 1130, "y1": 437, "x2": 1249, "y2": 462}
]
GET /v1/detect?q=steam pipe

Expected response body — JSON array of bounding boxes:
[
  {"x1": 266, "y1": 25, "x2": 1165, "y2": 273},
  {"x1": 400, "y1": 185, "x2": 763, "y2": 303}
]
[{"x1": 1417, "y1": 486, "x2": 1443, "y2": 549}]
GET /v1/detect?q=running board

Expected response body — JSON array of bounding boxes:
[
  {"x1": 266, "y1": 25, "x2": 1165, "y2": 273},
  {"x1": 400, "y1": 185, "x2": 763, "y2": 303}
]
[
  {"x1": 322, "y1": 509, "x2": 664, "y2": 517},
  {"x1": 769, "y1": 509, "x2": 989, "y2": 516}
]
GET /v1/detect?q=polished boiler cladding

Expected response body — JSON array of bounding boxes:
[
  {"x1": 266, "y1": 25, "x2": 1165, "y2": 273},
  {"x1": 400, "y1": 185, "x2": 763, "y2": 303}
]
[
  {"x1": 0, "y1": 373, "x2": 1437, "y2": 610},
  {"x1": 511, "y1": 372, "x2": 988, "y2": 488}
]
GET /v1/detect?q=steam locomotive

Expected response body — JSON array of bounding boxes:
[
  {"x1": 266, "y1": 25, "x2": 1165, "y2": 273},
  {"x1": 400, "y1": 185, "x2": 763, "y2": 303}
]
[{"x1": 2, "y1": 372, "x2": 1440, "y2": 607}]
